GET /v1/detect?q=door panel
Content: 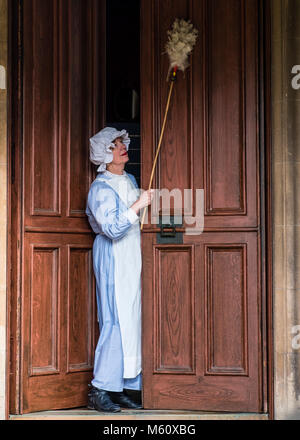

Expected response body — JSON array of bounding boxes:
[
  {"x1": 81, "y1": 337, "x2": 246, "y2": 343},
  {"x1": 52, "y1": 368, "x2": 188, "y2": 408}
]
[
  {"x1": 154, "y1": 245, "x2": 195, "y2": 374},
  {"x1": 19, "y1": 0, "x2": 104, "y2": 413},
  {"x1": 141, "y1": 0, "x2": 265, "y2": 412},
  {"x1": 67, "y1": 246, "x2": 95, "y2": 373},
  {"x1": 22, "y1": 234, "x2": 96, "y2": 412},
  {"x1": 143, "y1": 232, "x2": 260, "y2": 412},
  {"x1": 23, "y1": 0, "x2": 103, "y2": 233},
  {"x1": 141, "y1": 0, "x2": 258, "y2": 230}
]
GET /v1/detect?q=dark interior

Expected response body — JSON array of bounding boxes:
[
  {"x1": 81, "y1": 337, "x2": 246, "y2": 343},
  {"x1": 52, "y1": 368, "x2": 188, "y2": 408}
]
[{"x1": 106, "y1": 0, "x2": 141, "y2": 187}]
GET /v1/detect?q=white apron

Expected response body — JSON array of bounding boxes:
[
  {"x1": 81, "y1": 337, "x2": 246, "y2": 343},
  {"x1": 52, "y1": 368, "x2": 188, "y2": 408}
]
[{"x1": 102, "y1": 170, "x2": 142, "y2": 378}]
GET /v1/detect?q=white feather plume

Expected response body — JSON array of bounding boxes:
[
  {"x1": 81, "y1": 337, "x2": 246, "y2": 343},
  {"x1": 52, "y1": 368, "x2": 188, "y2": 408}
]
[{"x1": 164, "y1": 18, "x2": 198, "y2": 81}]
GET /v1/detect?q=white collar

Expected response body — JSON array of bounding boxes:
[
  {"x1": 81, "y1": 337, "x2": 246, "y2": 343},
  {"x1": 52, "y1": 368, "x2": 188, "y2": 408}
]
[{"x1": 104, "y1": 169, "x2": 127, "y2": 178}]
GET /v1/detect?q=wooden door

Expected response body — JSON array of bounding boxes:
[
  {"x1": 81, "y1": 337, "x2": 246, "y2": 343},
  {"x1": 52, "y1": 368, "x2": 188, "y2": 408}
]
[
  {"x1": 141, "y1": 0, "x2": 267, "y2": 412},
  {"x1": 10, "y1": 0, "x2": 105, "y2": 413}
]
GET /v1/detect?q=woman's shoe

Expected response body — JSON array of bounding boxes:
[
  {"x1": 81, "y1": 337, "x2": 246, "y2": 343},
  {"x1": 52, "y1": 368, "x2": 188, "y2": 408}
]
[
  {"x1": 108, "y1": 391, "x2": 143, "y2": 409},
  {"x1": 87, "y1": 385, "x2": 121, "y2": 412},
  {"x1": 124, "y1": 389, "x2": 142, "y2": 406}
]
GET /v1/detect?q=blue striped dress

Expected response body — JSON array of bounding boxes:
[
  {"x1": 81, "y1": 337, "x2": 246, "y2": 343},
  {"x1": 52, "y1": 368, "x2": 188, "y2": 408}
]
[{"x1": 85, "y1": 170, "x2": 142, "y2": 391}]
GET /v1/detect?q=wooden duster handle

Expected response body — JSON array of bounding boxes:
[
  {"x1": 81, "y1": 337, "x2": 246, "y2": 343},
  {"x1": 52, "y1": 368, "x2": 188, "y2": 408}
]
[{"x1": 140, "y1": 79, "x2": 175, "y2": 230}]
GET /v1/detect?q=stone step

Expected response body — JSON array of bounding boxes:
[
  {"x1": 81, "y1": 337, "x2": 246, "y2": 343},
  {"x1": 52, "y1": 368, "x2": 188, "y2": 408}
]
[{"x1": 10, "y1": 408, "x2": 269, "y2": 420}]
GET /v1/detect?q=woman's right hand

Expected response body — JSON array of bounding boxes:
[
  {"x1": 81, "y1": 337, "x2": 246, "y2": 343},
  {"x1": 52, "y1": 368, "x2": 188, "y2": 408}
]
[{"x1": 131, "y1": 189, "x2": 154, "y2": 213}]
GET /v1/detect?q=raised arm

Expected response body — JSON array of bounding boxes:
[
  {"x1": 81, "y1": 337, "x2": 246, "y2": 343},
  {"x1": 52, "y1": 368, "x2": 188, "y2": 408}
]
[{"x1": 86, "y1": 182, "x2": 139, "y2": 240}]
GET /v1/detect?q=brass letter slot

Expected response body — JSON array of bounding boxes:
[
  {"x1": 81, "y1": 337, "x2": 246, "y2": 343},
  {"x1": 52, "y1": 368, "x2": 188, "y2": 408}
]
[{"x1": 156, "y1": 215, "x2": 183, "y2": 244}]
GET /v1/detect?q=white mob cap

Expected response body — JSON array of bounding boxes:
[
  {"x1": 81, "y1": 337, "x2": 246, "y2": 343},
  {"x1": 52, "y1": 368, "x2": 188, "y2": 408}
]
[{"x1": 89, "y1": 126, "x2": 130, "y2": 172}]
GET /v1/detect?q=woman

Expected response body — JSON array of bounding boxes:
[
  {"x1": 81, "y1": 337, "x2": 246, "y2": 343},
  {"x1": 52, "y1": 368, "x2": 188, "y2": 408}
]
[{"x1": 85, "y1": 127, "x2": 153, "y2": 412}]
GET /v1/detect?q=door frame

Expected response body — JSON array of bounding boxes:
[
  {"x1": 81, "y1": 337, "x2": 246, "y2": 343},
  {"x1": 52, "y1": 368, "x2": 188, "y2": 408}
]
[
  {"x1": 259, "y1": 0, "x2": 274, "y2": 420},
  {"x1": 7, "y1": 0, "x2": 24, "y2": 417},
  {"x1": 6, "y1": 0, "x2": 274, "y2": 418}
]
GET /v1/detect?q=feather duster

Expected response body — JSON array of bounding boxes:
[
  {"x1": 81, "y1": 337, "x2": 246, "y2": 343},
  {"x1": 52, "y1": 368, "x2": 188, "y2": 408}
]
[
  {"x1": 164, "y1": 18, "x2": 198, "y2": 81},
  {"x1": 140, "y1": 18, "x2": 198, "y2": 230}
]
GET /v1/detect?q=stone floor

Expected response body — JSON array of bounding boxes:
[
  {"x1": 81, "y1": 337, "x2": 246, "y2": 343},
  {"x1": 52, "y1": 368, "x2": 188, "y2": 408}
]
[{"x1": 9, "y1": 408, "x2": 269, "y2": 420}]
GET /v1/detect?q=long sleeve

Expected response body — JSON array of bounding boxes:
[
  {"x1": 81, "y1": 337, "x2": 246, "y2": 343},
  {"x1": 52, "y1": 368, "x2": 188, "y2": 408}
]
[{"x1": 86, "y1": 181, "x2": 139, "y2": 240}]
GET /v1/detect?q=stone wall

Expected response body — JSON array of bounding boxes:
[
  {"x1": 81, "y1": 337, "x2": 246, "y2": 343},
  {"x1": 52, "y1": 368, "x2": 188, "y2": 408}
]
[
  {"x1": 0, "y1": 0, "x2": 7, "y2": 422},
  {"x1": 0, "y1": 0, "x2": 299, "y2": 420},
  {"x1": 272, "y1": 0, "x2": 300, "y2": 420}
]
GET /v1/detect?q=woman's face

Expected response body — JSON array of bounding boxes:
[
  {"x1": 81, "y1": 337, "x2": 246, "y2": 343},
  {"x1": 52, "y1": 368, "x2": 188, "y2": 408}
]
[{"x1": 109, "y1": 137, "x2": 129, "y2": 165}]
